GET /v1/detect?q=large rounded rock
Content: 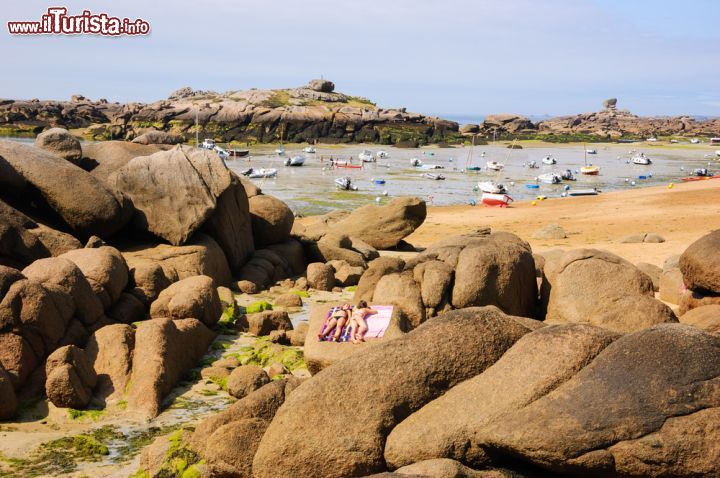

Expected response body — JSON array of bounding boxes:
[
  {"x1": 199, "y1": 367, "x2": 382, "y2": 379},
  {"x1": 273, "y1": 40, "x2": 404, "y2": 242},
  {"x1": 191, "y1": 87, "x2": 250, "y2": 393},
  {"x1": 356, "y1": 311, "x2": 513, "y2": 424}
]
[
  {"x1": 385, "y1": 324, "x2": 617, "y2": 468},
  {"x1": 354, "y1": 256, "x2": 405, "y2": 303},
  {"x1": 150, "y1": 275, "x2": 222, "y2": 326},
  {"x1": 373, "y1": 272, "x2": 426, "y2": 328},
  {"x1": 0, "y1": 365, "x2": 17, "y2": 419},
  {"x1": 60, "y1": 246, "x2": 128, "y2": 310},
  {"x1": 636, "y1": 262, "x2": 662, "y2": 292},
  {"x1": 451, "y1": 232, "x2": 537, "y2": 318},
  {"x1": 0, "y1": 199, "x2": 51, "y2": 268},
  {"x1": 22, "y1": 257, "x2": 104, "y2": 326},
  {"x1": 201, "y1": 172, "x2": 254, "y2": 273},
  {"x1": 307, "y1": 262, "x2": 335, "y2": 291},
  {"x1": 127, "y1": 318, "x2": 215, "y2": 418},
  {"x1": 108, "y1": 145, "x2": 232, "y2": 245},
  {"x1": 131, "y1": 130, "x2": 183, "y2": 145},
  {"x1": 246, "y1": 310, "x2": 292, "y2": 336},
  {"x1": 85, "y1": 324, "x2": 135, "y2": 403},
  {"x1": 0, "y1": 140, "x2": 127, "y2": 238},
  {"x1": 679, "y1": 305, "x2": 720, "y2": 335},
  {"x1": 227, "y1": 365, "x2": 270, "y2": 399},
  {"x1": 203, "y1": 418, "x2": 269, "y2": 475},
  {"x1": 252, "y1": 307, "x2": 538, "y2": 478},
  {"x1": 329, "y1": 197, "x2": 426, "y2": 250},
  {"x1": 477, "y1": 324, "x2": 720, "y2": 476},
  {"x1": 45, "y1": 345, "x2": 97, "y2": 409},
  {"x1": 544, "y1": 249, "x2": 677, "y2": 332},
  {"x1": 413, "y1": 260, "x2": 454, "y2": 313},
  {"x1": 0, "y1": 332, "x2": 41, "y2": 388},
  {"x1": 248, "y1": 194, "x2": 294, "y2": 247},
  {"x1": 680, "y1": 230, "x2": 720, "y2": 294},
  {"x1": 316, "y1": 233, "x2": 378, "y2": 267},
  {"x1": 82, "y1": 141, "x2": 161, "y2": 182},
  {"x1": 34, "y1": 128, "x2": 82, "y2": 164}
]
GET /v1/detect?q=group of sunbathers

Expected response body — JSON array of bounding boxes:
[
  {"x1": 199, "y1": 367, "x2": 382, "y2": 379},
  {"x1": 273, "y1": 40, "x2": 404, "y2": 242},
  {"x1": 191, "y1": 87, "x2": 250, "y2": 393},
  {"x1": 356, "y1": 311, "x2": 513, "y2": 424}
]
[{"x1": 317, "y1": 300, "x2": 378, "y2": 344}]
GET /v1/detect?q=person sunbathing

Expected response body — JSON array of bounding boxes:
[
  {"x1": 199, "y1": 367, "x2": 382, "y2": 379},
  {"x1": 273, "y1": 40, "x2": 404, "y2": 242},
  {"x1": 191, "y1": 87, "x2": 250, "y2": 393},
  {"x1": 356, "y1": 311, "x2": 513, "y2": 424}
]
[
  {"x1": 350, "y1": 300, "x2": 378, "y2": 344},
  {"x1": 318, "y1": 303, "x2": 351, "y2": 342}
]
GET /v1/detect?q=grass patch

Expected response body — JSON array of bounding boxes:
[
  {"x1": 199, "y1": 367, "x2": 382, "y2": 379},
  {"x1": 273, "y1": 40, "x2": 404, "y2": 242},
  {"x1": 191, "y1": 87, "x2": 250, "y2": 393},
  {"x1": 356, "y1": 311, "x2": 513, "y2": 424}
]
[
  {"x1": 345, "y1": 285, "x2": 358, "y2": 292},
  {"x1": 131, "y1": 430, "x2": 203, "y2": 478},
  {"x1": 232, "y1": 337, "x2": 306, "y2": 371},
  {"x1": 68, "y1": 408, "x2": 104, "y2": 421},
  {"x1": 245, "y1": 301, "x2": 273, "y2": 314},
  {"x1": 289, "y1": 290, "x2": 310, "y2": 298},
  {"x1": 0, "y1": 434, "x2": 109, "y2": 476},
  {"x1": 261, "y1": 90, "x2": 291, "y2": 108}
]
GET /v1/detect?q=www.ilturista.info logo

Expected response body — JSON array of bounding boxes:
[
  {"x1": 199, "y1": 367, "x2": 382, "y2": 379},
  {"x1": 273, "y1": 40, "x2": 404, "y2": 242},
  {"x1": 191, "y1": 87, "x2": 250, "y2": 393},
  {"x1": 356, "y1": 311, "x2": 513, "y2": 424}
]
[{"x1": 7, "y1": 7, "x2": 150, "y2": 36}]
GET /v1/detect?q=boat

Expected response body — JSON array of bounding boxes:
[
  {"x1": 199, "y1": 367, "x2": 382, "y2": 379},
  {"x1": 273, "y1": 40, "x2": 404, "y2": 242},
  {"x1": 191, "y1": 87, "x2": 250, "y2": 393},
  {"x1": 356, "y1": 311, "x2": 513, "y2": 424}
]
[
  {"x1": 632, "y1": 153, "x2": 652, "y2": 165},
  {"x1": 541, "y1": 155, "x2": 557, "y2": 165},
  {"x1": 247, "y1": 168, "x2": 278, "y2": 179},
  {"x1": 478, "y1": 181, "x2": 507, "y2": 194},
  {"x1": 580, "y1": 144, "x2": 600, "y2": 175},
  {"x1": 568, "y1": 188, "x2": 600, "y2": 196},
  {"x1": 690, "y1": 139, "x2": 701, "y2": 144},
  {"x1": 419, "y1": 164, "x2": 444, "y2": 170},
  {"x1": 715, "y1": 150, "x2": 720, "y2": 157},
  {"x1": 213, "y1": 146, "x2": 229, "y2": 160},
  {"x1": 303, "y1": 146, "x2": 316, "y2": 154},
  {"x1": 561, "y1": 169, "x2": 576, "y2": 181},
  {"x1": 537, "y1": 173, "x2": 562, "y2": 184},
  {"x1": 284, "y1": 155, "x2": 305, "y2": 166},
  {"x1": 466, "y1": 166, "x2": 482, "y2": 172},
  {"x1": 526, "y1": 184, "x2": 540, "y2": 189},
  {"x1": 422, "y1": 172, "x2": 445, "y2": 180},
  {"x1": 586, "y1": 149, "x2": 597, "y2": 154},
  {"x1": 275, "y1": 146, "x2": 286, "y2": 156},
  {"x1": 526, "y1": 160, "x2": 539, "y2": 169},
  {"x1": 228, "y1": 148, "x2": 249, "y2": 158},
  {"x1": 410, "y1": 158, "x2": 423, "y2": 167},
  {"x1": 481, "y1": 193, "x2": 513, "y2": 207},
  {"x1": 359, "y1": 150, "x2": 375, "y2": 162},
  {"x1": 334, "y1": 161, "x2": 363, "y2": 169},
  {"x1": 373, "y1": 179, "x2": 386, "y2": 185},
  {"x1": 200, "y1": 138, "x2": 216, "y2": 150},
  {"x1": 486, "y1": 161, "x2": 504, "y2": 171},
  {"x1": 693, "y1": 168, "x2": 713, "y2": 177},
  {"x1": 680, "y1": 175, "x2": 720, "y2": 182},
  {"x1": 376, "y1": 150, "x2": 389, "y2": 159},
  {"x1": 335, "y1": 176, "x2": 358, "y2": 191}
]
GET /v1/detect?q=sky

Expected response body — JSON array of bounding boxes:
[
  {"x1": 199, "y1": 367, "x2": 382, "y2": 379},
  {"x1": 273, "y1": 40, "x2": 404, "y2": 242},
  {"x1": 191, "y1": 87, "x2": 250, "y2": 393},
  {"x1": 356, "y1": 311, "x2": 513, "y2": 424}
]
[{"x1": 2, "y1": 0, "x2": 719, "y2": 119}]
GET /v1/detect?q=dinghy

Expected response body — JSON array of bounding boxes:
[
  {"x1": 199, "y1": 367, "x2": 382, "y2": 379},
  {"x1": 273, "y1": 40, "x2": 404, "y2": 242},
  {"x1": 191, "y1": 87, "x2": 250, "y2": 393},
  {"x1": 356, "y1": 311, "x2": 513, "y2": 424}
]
[
  {"x1": 419, "y1": 164, "x2": 444, "y2": 170},
  {"x1": 335, "y1": 176, "x2": 358, "y2": 191},
  {"x1": 334, "y1": 160, "x2": 363, "y2": 169},
  {"x1": 359, "y1": 150, "x2": 375, "y2": 162},
  {"x1": 561, "y1": 169, "x2": 576, "y2": 181},
  {"x1": 632, "y1": 153, "x2": 652, "y2": 165},
  {"x1": 228, "y1": 149, "x2": 249, "y2": 158},
  {"x1": 541, "y1": 155, "x2": 557, "y2": 165},
  {"x1": 303, "y1": 146, "x2": 316, "y2": 154},
  {"x1": 526, "y1": 160, "x2": 539, "y2": 169},
  {"x1": 284, "y1": 155, "x2": 305, "y2": 166},
  {"x1": 376, "y1": 150, "x2": 389, "y2": 159},
  {"x1": 568, "y1": 188, "x2": 600, "y2": 196},
  {"x1": 581, "y1": 144, "x2": 600, "y2": 175},
  {"x1": 422, "y1": 172, "x2": 445, "y2": 180},
  {"x1": 486, "y1": 161, "x2": 504, "y2": 171},
  {"x1": 410, "y1": 158, "x2": 423, "y2": 167},
  {"x1": 478, "y1": 181, "x2": 507, "y2": 194},
  {"x1": 586, "y1": 149, "x2": 597, "y2": 154},
  {"x1": 247, "y1": 168, "x2": 278, "y2": 179},
  {"x1": 537, "y1": 173, "x2": 562, "y2": 184},
  {"x1": 481, "y1": 193, "x2": 513, "y2": 207},
  {"x1": 275, "y1": 146, "x2": 286, "y2": 156}
]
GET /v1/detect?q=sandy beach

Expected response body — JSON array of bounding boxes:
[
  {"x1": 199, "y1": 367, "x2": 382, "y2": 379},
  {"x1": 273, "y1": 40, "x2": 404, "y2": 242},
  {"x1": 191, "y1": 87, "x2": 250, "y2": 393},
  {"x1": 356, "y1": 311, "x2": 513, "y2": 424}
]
[{"x1": 406, "y1": 178, "x2": 720, "y2": 266}]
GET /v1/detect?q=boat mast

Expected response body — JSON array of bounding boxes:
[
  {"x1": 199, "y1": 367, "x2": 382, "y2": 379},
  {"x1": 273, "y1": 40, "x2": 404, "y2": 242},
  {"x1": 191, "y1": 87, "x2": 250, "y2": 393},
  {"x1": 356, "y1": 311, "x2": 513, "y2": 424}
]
[
  {"x1": 466, "y1": 134, "x2": 475, "y2": 169},
  {"x1": 195, "y1": 106, "x2": 199, "y2": 148}
]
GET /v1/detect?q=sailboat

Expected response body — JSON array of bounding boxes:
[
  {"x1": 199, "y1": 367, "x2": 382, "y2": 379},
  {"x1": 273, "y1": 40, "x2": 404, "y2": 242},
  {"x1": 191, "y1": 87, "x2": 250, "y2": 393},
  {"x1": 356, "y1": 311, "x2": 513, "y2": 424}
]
[
  {"x1": 580, "y1": 143, "x2": 600, "y2": 175},
  {"x1": 275, "y1": 124, "x2": 286, "y2": 155},
  {"x1": 464, "y1": 135, "x2": 482, "y2": 171}
]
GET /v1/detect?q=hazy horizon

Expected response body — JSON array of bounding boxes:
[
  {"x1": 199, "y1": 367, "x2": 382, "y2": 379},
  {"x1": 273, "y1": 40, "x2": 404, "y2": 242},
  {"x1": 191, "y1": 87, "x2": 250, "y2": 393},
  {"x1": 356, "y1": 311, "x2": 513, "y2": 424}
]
[{"x1": 2, "y1": 0, "x2": 719, "y2": 117}]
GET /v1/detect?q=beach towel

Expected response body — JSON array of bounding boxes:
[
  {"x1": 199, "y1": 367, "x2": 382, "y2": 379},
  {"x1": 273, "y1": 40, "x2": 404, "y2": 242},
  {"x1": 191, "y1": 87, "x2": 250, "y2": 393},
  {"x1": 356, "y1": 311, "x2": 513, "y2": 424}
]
[{"x1": 319, "y1": 305, "x2": 394, "y2": 342}]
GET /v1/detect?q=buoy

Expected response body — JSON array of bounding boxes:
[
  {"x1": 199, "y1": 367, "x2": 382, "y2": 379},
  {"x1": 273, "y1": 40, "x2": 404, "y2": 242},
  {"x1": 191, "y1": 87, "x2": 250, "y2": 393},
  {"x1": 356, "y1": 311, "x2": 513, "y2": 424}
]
[
  {"x1": 668, "y1": 183, "x2": 674, "y2": 189},
  {"x1": 531, "y1": 201, "x2": 537, "y2": 206}
]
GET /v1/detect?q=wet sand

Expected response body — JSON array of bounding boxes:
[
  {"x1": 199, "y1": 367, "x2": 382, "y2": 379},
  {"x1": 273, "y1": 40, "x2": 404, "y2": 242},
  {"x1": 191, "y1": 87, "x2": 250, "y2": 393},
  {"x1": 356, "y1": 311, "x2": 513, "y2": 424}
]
[{"x1": 406, "y1": 178, "x2": 720, "y2": 266}]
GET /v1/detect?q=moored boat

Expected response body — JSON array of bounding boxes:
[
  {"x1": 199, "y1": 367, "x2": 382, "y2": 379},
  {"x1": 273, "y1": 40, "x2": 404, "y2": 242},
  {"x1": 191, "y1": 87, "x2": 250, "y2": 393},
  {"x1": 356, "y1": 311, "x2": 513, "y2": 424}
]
[
  {"x1": 359, "y1": 150, "x2": 375, "y2": 162},
  {"x1": 537, "y1": 173, "x2": 562, "y2": 184},
  {"x1": 568, "y1": 188, "x2": 600, "y2": 196},
  {"x1": 632, "y1": 153, "x2": 652, "y2": 165},
  {"x1": 334, "y1": 161, "x2": 363, "y2": 169},
  {"x1": 228, "y1": 148, "x2": 250, "y2": 158},
  {"x1": 561, "y1": 169, "x2": 576, "y2": 181},
  {"x1": 335, "y1": 176, "x2": 358, "y2": 190},
  {"x1": 376, "y1": 150, "x2": 389, "y2": 159},
  {"x1": 541, "y1": 155, "x2": 557, "y2": 165},
  {"x1": 586, "y1": 149, "x2": 597, "y2": 154},
  {"x1": 486, "y1": 160, "x2": 504, "y2": 171},
  {"x1": 580, "y1": 166, "x2": 601, "y2": 175},
  {"x1": 422, "y1": 172, "x2": 445, "y2": 180},
  {"x1": 284, "y1": 155, "x2": 305, "y2": 166},
  {"x1": 419, "y1": 164, "x2": 444, "y2": 170},
  {"x1": 247, "y1": 168, "x2": 278, "y2": 179},
  {"x1": 481, "y1": 193, "x2": 513, "y2": 207},
  {"x1": 478, "y1": 180, "x2": 507, "y2": 194},
  {"x1": 410, "y1": 158, "x2": 423, "y2": 167}
]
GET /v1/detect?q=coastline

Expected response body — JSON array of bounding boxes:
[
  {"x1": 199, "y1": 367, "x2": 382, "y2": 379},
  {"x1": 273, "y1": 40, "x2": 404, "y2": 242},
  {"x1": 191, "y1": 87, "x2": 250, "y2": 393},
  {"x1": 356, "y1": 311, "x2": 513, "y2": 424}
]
[{"x1": 406, "y1": 178, "x2": 720, "y2": 266}]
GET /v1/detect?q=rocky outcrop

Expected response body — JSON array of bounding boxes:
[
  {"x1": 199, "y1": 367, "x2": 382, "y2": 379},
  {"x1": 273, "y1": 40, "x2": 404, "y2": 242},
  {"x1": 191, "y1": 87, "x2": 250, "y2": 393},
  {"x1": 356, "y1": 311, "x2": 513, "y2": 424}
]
[
  {"x1": 226, "y1": 365, "x2": 270, "y2": 399},
  {"x1": 82, "y1": 141, "x2": 162, "y2": 181},
  {"x1": 131, "y1": 130, "x2": 182, "y2": 145},
  {"x1": 252, "y1": 307, "x2": 537, "y2": 478},
  {"x1": 236, "y1": 246, "x2": 300, "y2": 293},
  {"x1": 0, "y1": 141, "x2": 128, "y2": 238},
  {"x1": 59, "y1": 246, "x2": 128, "y2": 311},
  {"x1": 680, "y1": 230, "x2": 720, "y2": 294},
  {"x1": 248, "y1": 194, "x2": 294, "y2": 248},
  {"x1": 45, "y1": 345, "x2": 97, "y2": 409},
  {"x1": 149, "y1": 275, "x2": 221, "y2": 326},
  {"x1": 85, "y1": 324, "x2": 134, "y2": 403},
  {"x1": 306, "y1": 262, "x2": 335, "y2": 291},
  {"x1": 108, "y1": 145, "x2": 232, "y2": 245}
]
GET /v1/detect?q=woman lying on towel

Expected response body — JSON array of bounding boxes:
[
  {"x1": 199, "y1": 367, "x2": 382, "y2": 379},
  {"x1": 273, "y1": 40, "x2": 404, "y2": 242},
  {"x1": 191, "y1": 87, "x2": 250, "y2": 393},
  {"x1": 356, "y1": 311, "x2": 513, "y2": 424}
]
[
  {"x1": 350, "y1": 300, "x2": 378, "y2": 344},
  {"x1": 318, "y1": 303, "x2": 351, "y2": 342}
]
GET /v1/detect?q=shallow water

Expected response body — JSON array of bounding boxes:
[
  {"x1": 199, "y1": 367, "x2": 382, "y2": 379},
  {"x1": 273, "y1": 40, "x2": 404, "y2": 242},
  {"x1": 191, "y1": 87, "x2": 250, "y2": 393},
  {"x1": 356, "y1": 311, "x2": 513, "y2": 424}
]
[{"x1": 228, "y1": 143, "x2": 720, "y2": 214}]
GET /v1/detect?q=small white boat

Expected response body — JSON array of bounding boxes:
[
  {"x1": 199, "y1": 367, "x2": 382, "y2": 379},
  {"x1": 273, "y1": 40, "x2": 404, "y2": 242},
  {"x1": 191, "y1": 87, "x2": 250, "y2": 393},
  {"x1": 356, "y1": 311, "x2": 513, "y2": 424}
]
[
  {"x1": 693, "y1": 168, "x2": 713, "y2": 177},
  {"x1": 537, "y1": 173, "x2": 562, "y2": 184},
  {"x1": 486, "y1": 161, "x2": 504, "y2": 171},
  {"x1": 213, "y1": 146, "x2": 229, "y2": 160},
  {"x1": 410, "y1": 158, "x2": 423, "y2": 167},
  {"x1": 247, "y1": 168, "x2": 278, "y2": 179},
  {"x1": 561, "y1": 169, "x2": 576, "y2": 181},
  {"x1": 359, "y1": 150, "x2": 375, "y2": 162},
  {"x1": 481, "y1": 193, "x2": 513, "y2": 207},
  {"x1": 632, "y1": 153, "x2": 652, "y2": 165},
  {"x1": 690, "y1": 139, "x2": 701, "y2": 144},
  {"x1": 647, "y1": 137, "x2": 658, "y2": 142},
  {"x1": 478, "y1": 181, "x2": 507, "y2": 194},
  {"x1": 422, "y1": 172, "x2": 445, "y2": 180},
  {"x1": 586, "y1": 149, "x2": 597, "y2": 154},
  {"x1": 284, "y1": 155, "x2": 305, "y2": 166},
  {"x1": 419, "y1": 164, "x2": 444, "y2": 170},
  {"x1": 275, "y1": 146, "x2": 286, "y2": 156},
  {"x1": 580, "y1": 166, "x2": 600, "y2": 175},
  {"x1": 200, "y1": 138, "x2": 216, "y2": 150},
  {"x1": 568, "y1": 188, "x2": 600, "y2": 196},
  {"x1": 303, "y1": 146, "x2": 316, "y2": 154},
  {"x1": 335, "y1": 176, "x2": 358, "y2": 190},
  {"x1": 715, "y1": 150, "x2": 720, "y2": 157},
  {"x1": 541, "y1": 155, "x2": 557, "y2": 165},
  {"x1": 376, "y1": 150, "x2": 389, "y2": 159},
  {"x1": 526, "y1": 160, "x2": 539, "y2": 169}
]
